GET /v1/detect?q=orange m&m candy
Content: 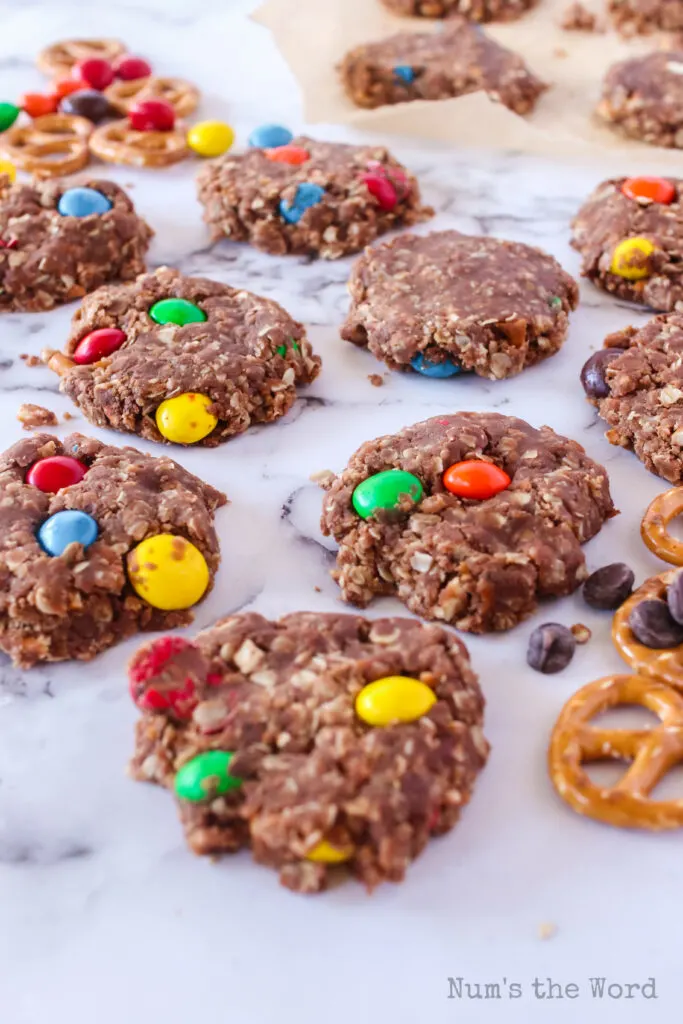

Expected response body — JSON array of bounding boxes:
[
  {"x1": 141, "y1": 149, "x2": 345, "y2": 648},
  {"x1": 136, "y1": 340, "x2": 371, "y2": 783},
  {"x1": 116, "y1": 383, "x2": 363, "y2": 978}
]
[
  {"x1": 52, "y1": 78, "x2": 87, "y2": 99},
  {"x1": 264, "y1": 144, "x2": 310, "y2": 166},
  {"x1": 443, "y1": 460, "x2": 511, "y2": 500},
  {"x1": 621, "y1": 177, "x2": 676, "y2": 205},
  {"x1": 21, "y1": 92, "x2": 59, "y2": 118}
]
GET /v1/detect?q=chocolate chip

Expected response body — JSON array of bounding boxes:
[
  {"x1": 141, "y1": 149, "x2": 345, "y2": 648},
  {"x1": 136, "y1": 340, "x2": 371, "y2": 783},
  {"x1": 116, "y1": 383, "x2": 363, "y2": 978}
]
[
  {"x1": 580, "y1": 349, "x2": 625, "y2": 399},
  {"x1": 61, "y1": 90, "x2": 113, "y2": 124},
  {"x1": 527, "y1": 623, "x2": 576, "y2": 674},
  {"x1": 583, "y1": 562, "x2": 635, "y2": 609},
  {"x1": 667, "y1": 570, "x2": 683, "y2": 625},
  {"x1": 628, "y1": 598, "x2": 683, "y2": 648}
]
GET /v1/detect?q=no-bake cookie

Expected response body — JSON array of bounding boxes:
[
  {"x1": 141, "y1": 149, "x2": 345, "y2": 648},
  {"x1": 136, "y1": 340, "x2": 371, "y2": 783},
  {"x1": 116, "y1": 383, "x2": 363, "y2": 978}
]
[
  {"x1": 341, "y1": 230, "x2": 578, "y2": 380},
  {"x1": 571, "y1": 175, "x2": 683, "y2": 311},
  {"x1": 340, "y1": 19, "x2": 546, "y2": 114},
  {"x1": 0, "y1": 175, "x2": 151, "y2": 312},
  {"x1": 129, "y1": 611, "x2": 488, "y2": 893},
  {"x1": 320, "y1": 412, "x2": 615, "y2": 632},
  {"x1": 581, "y1": 314, "x2": 683, "y2": 482},
  {"x1": 608, "y1": 0, "x2": 683, "y2": 34},
  {"x1": 380, "y1": 0, "x2": 537, "y2": 20},
  {"x1": 0, "y1": 433, "x2": 226, "y2": 667},
  {"x1": 597, "y1": 52, "x2": 683, "y2": 148},
  {"x1": 44, "y1": 267, "x2": 320, "y2": 446},
  {"x1": 196, "y1": 137, "x2": 432, "y2": 259}
]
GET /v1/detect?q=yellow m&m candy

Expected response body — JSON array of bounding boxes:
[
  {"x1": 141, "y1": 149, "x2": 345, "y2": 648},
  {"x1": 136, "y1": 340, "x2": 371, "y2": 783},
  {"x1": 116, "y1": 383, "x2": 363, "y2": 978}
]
[
  {"x1": 306, "y1": 840, "x2": 354, "y2": 864},
  {"x1": 187, "y1": 121, "x2": 235, "y2": 158},
  {"x1": 610, "y1": 237, "x2": 656, "y2": 281},
  {"x1": 127, "y1": 534, "x2": 210, "y2": 611},
  {"x1": 0, "y1": 159, "x2": 16, "y2": 183},
  {"x1": 355, "y1": 675, "x2": 437, "y2": 727},
  {"x1": 155, "y1": 392, "x2": 217, "y2": 445}
]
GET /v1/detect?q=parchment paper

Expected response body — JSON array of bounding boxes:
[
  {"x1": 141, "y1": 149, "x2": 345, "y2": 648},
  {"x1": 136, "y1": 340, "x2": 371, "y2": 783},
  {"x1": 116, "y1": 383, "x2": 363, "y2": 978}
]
[{"x1": 254, "y1": 0, "x2": 683, "y2": 168}]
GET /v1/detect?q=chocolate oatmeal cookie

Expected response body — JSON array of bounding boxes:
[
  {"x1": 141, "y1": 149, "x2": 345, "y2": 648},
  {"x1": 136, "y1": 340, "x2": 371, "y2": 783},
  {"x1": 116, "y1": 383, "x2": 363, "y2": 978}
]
[
  {"x1": 581, "y1": 315, "x2": 683, "y2": 482},
  {"x1": 340, "y1": 18, "x2": 546, "y2": 114},
  {"x1": 0, "y1": 175, "x2": 151, "y2": 313},
  {"x1": 380, "y1": 0, "x2": 537, "y2": 20},
  {"x1": 342, "y1": 231, "x2": 578, "y2": 380},
  {"x1": 608, "y1": 0, "x2": 683, "y2": 34},
  {"x1": 597, "y1": 52, "x2": 683, "y2": 148},
  {"x1": 0, "y1": 433, "x2": 226, "y2": 667},
  {"x1": 571, "y1": 176, "x2": 683, "y2": 311},
  {"x1": 320, "y1": 413, "x2": 615, "y2": 632},
  {"x1": 44, "y1": 267, "x2": 320, "y2": 447},
  {"x1": 128, "y1": 611, "x2": 488, "y2": 893},
  {"x1": 196, "y1": 137, "x2": 432, "y2": 260}
]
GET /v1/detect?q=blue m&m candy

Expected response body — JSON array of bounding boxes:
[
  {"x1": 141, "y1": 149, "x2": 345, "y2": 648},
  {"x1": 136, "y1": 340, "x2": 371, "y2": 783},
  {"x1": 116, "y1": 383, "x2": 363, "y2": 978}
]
[
  {"x1": 411, "y1": 353, "x2": 462, "y2": 378},
  {"x1": 393, "y1": 65, "x2": 415, "y2": 84},
  {"x1": 279, "y1": 183, "x2": 325, "y2": 224},
  {"x1": 57, "y1": 187, "x2": 113, "y2": 218},
  {"x1": 248, "y1": 124, "x2": 293, "y2": 149},
  {"x1": 38, "y1": 509, "x2": 98, "y2": 556}
]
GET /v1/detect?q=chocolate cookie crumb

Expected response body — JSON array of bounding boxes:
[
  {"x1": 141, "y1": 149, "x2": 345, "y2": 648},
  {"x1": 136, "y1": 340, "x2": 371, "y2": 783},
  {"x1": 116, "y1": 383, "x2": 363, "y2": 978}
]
[
  {"x1": 20, "y1": 353, "x2": 41, "y2": 367},
  {"x1": 17, "y1": 403, "x2": 58, "y2": 430},
  {"x1": 538, "y1": 922, "x2": 558, "y2": 940},
  {"x1": 368, "y1": 373, "x2": 385, "y2": 387},
  {"x1": 570, "y1": 623, "x2": 592, "y2": 644},
  {"x1": 561, "y1": 2, "x2": 600, "y2": 30}
]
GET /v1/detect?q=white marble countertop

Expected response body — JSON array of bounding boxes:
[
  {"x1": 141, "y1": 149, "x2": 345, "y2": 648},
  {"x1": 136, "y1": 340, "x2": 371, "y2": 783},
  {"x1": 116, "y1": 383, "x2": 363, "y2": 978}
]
[{"x1": 0, "y1": 2, "x2": 681, "y2": 1022}]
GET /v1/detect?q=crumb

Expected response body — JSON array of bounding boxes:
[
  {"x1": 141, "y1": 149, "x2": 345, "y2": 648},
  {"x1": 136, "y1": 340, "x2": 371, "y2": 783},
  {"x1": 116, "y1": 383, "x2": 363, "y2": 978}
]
[
  {"x1": 314, "y1": 586, "x2": 322, "y2": 593},
  {"x1": 560, "y1": 2, "x2": 602, "y2": 31},
  {"x1": 62, "y1": 411, "x2": 75, "y2": 421},
  {"x1": 538, "y1": 922, "x2": 557, "y2": 940},
  {"x1": 17, "y1": 403, "x2": 58, "y2": 430},
  {"x1": 309, "y1": 468, "x2": 335, "y2": 487},
  {"x1": 20, "y1": 353, "x2": 42, "y2": 367},
  {"x1": 368, "y1": 373, "x2": 385, "y2": 387},
  {"x1": 553, "y1": 47, "x2": 569, "y2": 58},
  {"x1": 571, "y1": 623, "x2": 592, "y2": 644}
]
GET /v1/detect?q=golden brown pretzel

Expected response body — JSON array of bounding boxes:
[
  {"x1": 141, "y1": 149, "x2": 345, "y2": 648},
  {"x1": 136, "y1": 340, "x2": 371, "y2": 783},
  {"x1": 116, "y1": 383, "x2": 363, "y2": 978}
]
[
  {"x1": 641, "y1": 486, "x2": 683, "y2": 566},
  {"x1": 89, "y1": 120, "x2": 189, "y2": 168},
  {"x1": 612, "y1": 571, "x2": 683, "y2": 687},
  {"x1": 549, "y1": 673, "x2": 683, "y2": 829},
  {"x1": 0, "y1": 114, "x2": 92, "y2": 178},
  {"x1": 37, "y1": 38, "x2": 126, "y2": 77},
  {"x1": 104, "y1": 76, "x2": 200, "y2": 117}
]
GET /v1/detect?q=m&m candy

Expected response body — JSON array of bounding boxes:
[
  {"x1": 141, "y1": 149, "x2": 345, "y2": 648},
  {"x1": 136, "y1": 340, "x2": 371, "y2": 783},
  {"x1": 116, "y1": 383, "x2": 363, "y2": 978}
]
[
  {"x1": 621, "y1": 177, "x2": 675, "y2": 205},
  {"x1": 279, "y1": 182, "x2": 325, "y2": 224},
  {"x1": 114, "y1": 56, "x2": 152, "y2": 81},
  {"x1": 21, "y1": 93, "x2": 59, "y2": 118},
  {"x1": 57, "y1": 187, "x2": 113, "y2": 217},
  {"x1": 73, "y1": 327, "x2": 126, "y2": 364},
  {"x1": 53, "y1": 78, "x2": 86, "y2": 99},
  {"x1": 443, "y1": 460, "x2": 511, "y2": 500},
  {"x1": 155, "y1": 392, "x2": 217, "y2": 444},
  {"x1": 355, "y1": 676, "x2": 436, "y2": 727},
  {"x1": 352, "y1": 469, "x2": 423, "y2": 520},
  {"x1": 0, "y1": 101, "x2": 20, "y2": 132},
  {"x1": 61, "y1": 89, "x2": 112, "y2": 123},
  {"x1": 0, "y1": 159, "x2": 16, "y2": 182},
  {"x1": 393, "y1": 65, "x2": 415, "y2": 84},
  {"x1": 128, "y1": 635, "x2": 200, "y2": 719},
  {"x1": 610, "y1": 237, "x2": 656, "y2": 280},
  {"x1": 265, "y1": 145, "x2": 310, "y2": 166},
  {"x1": 73, "y1": 57, "x2": 115, "y2": 91},
  {"x1": 129, "y1": 98, "x2": 175, "y2": 132},
  {"x1": 361, "y1": 172, "x2": 397, "y2": 212},
  {"x1": 174, "y1": 750, "x2": 241, "y2": 802},
  {"x1": 306, "y1": 840, "x2": 354, "y2": 864},
  {"x1": 27, "y1": 455, "x2": 87, "y2": 493},
  {"x1": 127, "y1": 533, "x2": 210, "y2": 609},
  {"x1": 187, "y1": 120, "x2": 234, "y2": 158},
  {"x1": 248, "y1": 123, "x2": 293, "y2": 149},
  {"x1": 149, "y1": 297, "x2": 207, "y2": 326},
  {"x1": 411, "y1": 353, "x2": 462, "y2": 378},
  {"x1": 38, "y1": 509, "x2": 98, "y2": 556}
]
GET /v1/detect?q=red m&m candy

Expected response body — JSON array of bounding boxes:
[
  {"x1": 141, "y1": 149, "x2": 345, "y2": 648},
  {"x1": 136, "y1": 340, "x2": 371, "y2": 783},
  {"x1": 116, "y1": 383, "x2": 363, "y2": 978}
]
[
  {"x1": 128, "y1": 635, "x2": 202, "y2": 720},
  {"x1": 621, "y1": 177, "x2": 676, "y2": 205},
  {"x1": 362, "y1": 172, "x2": 397, "y2": 212},
  {"x1": 129, "y1": 99, "x2": 175, "y2": 132},
  {"x1": 443, "y1": 460, "x2": 511, "y2": 500},
  {"x1": 26, "y1": 455, "x2": 88, "y2": 493},
  {"x1": 73, "y1": 327, "x2": 126, "y2": 365},
  {"x1": 73, "y1": 57, "x2": 115, "y2": 91},
  {"x1": 114, "y1": 56, "x2": 152, "y2": 81}
]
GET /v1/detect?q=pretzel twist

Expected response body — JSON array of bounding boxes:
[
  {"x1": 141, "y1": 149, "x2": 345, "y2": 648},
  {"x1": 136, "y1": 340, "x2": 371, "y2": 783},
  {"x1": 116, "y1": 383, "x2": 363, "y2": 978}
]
[
  {"x1": 104, "y1": 76, "x2": 200, "y2": 117},
  {"x1": 88, "y1": 120, "x2": 189, "y2": 168},
  {"x1": 0, "y1": 114, "x2": 93, "y2": 178},
  {"x1": 37, "y1": 38, "x2": 126, "y2": 77},
  {"x1": 549, "y1": 673, "x2": 683, "y2": 829},
  {"x1": 641, "y1": 486, "x2": 683, "y2": 566}
]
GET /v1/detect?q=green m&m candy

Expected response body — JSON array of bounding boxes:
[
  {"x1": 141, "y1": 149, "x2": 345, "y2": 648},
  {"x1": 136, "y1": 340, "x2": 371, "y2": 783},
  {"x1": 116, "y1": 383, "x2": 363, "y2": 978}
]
[
  {"x1": 0, "y1": 102, "x2": 20, "y2": 133},
  {"x1": 352, "y1": 469, "x2": 423, "y2": 520},
  {"x1": 174, "y1": 750, "x2": 241, "y2": 802},
  {"x1": 149, "y1": 298, "x2": 207, "y2": 327}
]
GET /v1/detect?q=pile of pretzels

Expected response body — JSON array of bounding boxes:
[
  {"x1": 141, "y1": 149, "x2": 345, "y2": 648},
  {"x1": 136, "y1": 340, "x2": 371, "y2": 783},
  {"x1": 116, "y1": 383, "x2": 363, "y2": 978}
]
[{"x1": 0, "y1": 38, "x2": 201, "y2": 176}]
